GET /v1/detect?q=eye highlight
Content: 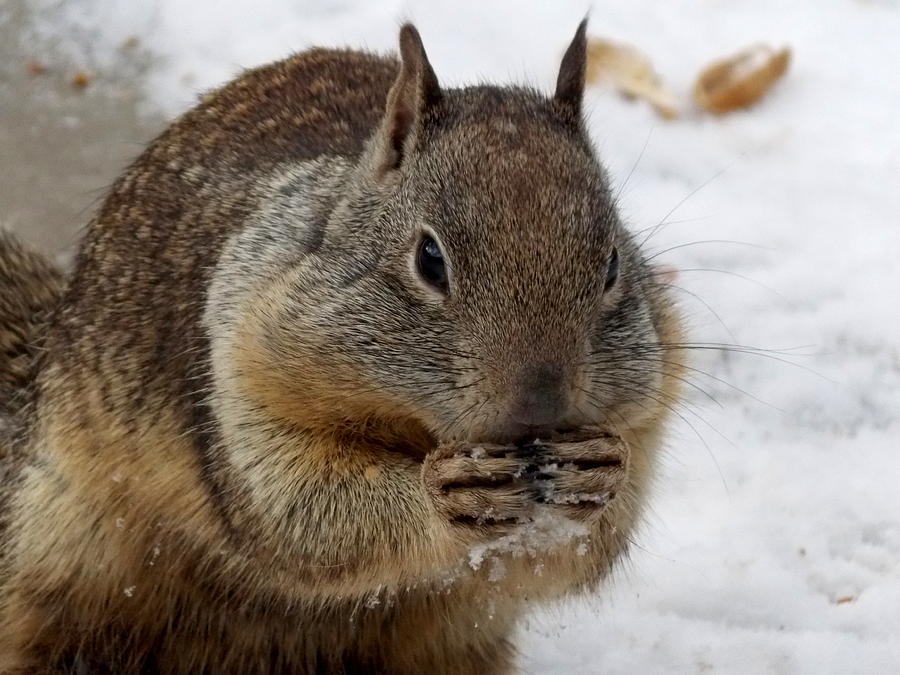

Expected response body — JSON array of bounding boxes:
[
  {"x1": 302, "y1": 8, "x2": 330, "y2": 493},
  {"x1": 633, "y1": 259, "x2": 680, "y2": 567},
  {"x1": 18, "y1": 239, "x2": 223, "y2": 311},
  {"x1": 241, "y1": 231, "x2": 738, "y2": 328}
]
[
  {"x1": 604, "y1": 247, "x2": 620, "y2": 292},
  {"x1": 416, "y1": 234, "x2": 448, "y2": 294}
]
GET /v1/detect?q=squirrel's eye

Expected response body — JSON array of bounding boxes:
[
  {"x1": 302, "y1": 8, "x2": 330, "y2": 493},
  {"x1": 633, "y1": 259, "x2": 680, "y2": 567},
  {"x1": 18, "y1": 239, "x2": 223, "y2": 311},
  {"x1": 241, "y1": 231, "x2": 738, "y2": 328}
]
[
  {"x1": 604, "y1": 247, "x2": 620, "y2": 292},
  {"x1": 416, "y1": 235, "x2": 448, "y2": 294}
]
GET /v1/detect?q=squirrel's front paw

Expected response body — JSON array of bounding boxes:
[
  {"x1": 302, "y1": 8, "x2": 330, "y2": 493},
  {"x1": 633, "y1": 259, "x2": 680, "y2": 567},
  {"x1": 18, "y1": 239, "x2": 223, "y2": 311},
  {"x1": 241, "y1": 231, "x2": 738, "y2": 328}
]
[
  {"x1": 422, "y1": 442, "x2": 533, "y2": 535},
  {"x1": 523, "y1": 428, "x2": 630, "y2": 522}
]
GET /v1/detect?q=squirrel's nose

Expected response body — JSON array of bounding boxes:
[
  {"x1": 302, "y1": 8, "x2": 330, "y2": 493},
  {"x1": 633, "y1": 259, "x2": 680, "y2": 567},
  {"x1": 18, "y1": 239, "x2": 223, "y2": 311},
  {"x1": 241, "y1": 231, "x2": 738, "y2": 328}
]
[{"x1": 505, "y1": 365, "x2": 569, "y2": 442}]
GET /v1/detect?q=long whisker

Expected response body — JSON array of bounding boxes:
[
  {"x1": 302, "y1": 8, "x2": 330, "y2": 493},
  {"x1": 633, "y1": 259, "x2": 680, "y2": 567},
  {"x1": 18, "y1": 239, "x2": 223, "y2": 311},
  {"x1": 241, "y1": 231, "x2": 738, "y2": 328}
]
[
  {"x1": 611, "y1": 355, "x2": 785, "y2": 413},
  {"x1": 644, "y1": 267, "x2": 792, "y2": 304},
  {"x1": 586, "y1": 367, "x2": 734, "y2": 447},
  {"x1": 647, "y1": 280, "x2": 738, "y2": 343},
  {"x1": 582, "y1": 379, "x2": 730, "y2": 491},
  {"x1": 580, "y1": 357, "x2": 724, "y2": 410},
  {"x1": 613, "y1": 125, "x2": 654, "y2": 204},
  {"x1": 590, "y1": 342, "x2": 831, "y2": 382},
  {"x1": 639, "y1": 163, "x2": 733, "y2": 248},
  {"x1": 643, "y1": 239, "x2": 770, "y2": 262}
]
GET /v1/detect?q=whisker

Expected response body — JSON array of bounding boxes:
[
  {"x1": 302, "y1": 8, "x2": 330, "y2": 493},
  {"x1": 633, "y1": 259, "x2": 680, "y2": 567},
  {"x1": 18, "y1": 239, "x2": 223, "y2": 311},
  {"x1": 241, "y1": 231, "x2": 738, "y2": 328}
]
[
  {"x1": 648, "y1": 280, "x2": 738, "y2": 343},
  {"x1": 583, "y1": 379, "x2": 730, "y2": 491},
  {"x1": 590, "y1": 342, "x2": 831, "y2": 382},
  {"x1": 645, "y1": 267, "x2": 791, "y2": 304},
  {"x1": 592, "y1": 360, "x2": 724, "y2": 410},
  {"x1": 610, "y1": 355, "x2": 785, "y2": 413},
  {"x1": 439, "y1": 399, "x2": 484, "y2": 439},
  {"x1": 643, "y1": 239, "x2": 769, "y2": 262},
  {"x1": 639, "y1": 163, "x2": 733, "y2": 248},
  {"x1": 613, "y1": 125, "x2": 654, "y2": 204}
]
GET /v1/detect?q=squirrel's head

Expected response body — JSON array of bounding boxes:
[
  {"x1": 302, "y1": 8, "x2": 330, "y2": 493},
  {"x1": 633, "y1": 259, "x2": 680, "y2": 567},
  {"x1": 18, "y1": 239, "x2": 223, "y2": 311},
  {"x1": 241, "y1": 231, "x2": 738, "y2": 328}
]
[{"x1": 212, "y1": 21, "x2": 682, "y2": 453}]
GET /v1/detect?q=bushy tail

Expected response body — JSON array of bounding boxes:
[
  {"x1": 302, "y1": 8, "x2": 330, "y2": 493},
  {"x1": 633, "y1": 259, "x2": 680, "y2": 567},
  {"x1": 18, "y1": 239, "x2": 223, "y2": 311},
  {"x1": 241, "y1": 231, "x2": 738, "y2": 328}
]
[{"x1": 0, "y1": 230, "x2": 65, "y2": 414}]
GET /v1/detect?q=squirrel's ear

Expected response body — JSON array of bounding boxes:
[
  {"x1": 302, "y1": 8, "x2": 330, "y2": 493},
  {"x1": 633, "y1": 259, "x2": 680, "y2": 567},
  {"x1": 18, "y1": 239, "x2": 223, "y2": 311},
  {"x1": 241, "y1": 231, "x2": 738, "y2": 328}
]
[
  {"x1": 376, "y1": 24, "x2": 441, "y2": 176},
  {"x1": 553, "y1": 18, "x2": 588, "y2": 114}
]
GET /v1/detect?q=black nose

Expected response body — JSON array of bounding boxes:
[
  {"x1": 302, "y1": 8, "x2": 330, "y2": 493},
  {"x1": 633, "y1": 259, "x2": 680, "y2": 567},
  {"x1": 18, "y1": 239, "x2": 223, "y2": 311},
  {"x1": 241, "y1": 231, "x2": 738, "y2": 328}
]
[{"x1": 505, "y1": 365, "x2": 568, "y2": 443}]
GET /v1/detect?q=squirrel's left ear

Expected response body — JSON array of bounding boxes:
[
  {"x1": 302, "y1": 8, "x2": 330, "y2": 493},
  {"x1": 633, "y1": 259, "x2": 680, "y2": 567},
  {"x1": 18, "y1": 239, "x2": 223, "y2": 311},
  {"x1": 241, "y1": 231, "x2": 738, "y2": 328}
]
[
  {"x1": 375, "y1": 24, "x2": 441, "y2": 177},
  {"x1": 554, "y1": 18, "x2": 588, "y2": 115}
]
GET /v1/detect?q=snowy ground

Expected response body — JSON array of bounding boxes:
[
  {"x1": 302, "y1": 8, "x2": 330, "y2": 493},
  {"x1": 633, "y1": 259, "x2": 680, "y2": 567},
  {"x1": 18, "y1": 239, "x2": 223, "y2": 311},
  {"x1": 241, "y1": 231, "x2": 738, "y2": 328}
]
[{"x1": 20, "y1": 0, "x2": 900, "y2": 672}]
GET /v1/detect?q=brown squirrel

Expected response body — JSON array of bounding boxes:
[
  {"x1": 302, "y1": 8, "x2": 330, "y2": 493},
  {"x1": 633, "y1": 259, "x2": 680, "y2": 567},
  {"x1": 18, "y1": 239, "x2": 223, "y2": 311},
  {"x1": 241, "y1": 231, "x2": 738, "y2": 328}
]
[{"x1": 0, "y1": 20, "x2": 685, "y2": 673}]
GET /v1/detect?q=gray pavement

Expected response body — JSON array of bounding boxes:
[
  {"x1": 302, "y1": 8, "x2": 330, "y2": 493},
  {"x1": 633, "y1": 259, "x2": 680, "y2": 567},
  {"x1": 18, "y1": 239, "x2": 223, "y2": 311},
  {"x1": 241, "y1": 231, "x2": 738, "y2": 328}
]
[{"x1": 0, "y1": 2, "x2": 165, "y2": 263}]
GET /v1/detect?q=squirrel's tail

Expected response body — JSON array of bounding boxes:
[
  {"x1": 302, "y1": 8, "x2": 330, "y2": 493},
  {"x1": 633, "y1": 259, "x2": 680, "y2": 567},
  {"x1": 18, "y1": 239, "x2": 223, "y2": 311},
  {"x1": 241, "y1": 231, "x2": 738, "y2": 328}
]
[{"x1": 0, "y1": 230, "x2": 64, "y2": 413}]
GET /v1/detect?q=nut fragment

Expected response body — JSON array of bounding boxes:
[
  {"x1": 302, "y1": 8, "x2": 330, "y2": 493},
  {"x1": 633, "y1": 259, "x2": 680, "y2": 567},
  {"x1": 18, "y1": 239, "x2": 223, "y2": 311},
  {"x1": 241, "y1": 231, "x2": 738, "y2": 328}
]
[
  {"x1": 26, "y1": 61, "x2": 48, "y2": 76},
  {"x1": 694, "y1": 44, "x2": 791, "y2": 114},
  {"x1": 585, "y1": 38, "x2": 678, "y2": 120},
  {"x1": 71, "y1": 71, "x2": 91, "y2": 89}
]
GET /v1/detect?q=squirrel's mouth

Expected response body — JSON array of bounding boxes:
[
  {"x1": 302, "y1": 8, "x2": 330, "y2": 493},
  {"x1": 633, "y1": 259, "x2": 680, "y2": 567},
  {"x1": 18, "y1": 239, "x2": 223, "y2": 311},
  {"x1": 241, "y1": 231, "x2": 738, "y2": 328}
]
[{"x1": 474, "y1": 424, "x2": 581, "y2": 447}]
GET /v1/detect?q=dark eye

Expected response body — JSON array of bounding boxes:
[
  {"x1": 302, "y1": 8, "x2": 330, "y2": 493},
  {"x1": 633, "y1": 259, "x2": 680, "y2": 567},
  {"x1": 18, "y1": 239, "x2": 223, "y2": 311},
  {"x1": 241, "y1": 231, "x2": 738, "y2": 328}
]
[
  {"x1": 416, "y1": 235, "x2": 448, "y2": 293},
  {"x1": 604, "y1": 247, "x2": 620, "y2": 291}
]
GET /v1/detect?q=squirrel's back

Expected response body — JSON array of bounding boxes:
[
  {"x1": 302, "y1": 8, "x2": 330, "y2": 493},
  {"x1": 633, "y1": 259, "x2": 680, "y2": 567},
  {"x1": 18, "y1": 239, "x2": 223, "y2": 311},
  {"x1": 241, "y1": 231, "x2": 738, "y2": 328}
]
[{"x1": 0, "y1": 231, "x2": 63, "y2": 419}]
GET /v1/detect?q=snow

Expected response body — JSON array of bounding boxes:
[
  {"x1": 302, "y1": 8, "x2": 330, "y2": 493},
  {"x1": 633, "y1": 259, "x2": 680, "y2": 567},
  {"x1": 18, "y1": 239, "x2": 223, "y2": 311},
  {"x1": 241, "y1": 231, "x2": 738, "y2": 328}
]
[
  {"x1": 468, "y1": 508, "x2": 590, "y2": 573},
  {"x1": 31, "y1": 0, "x2": 900, "y2": 672}
]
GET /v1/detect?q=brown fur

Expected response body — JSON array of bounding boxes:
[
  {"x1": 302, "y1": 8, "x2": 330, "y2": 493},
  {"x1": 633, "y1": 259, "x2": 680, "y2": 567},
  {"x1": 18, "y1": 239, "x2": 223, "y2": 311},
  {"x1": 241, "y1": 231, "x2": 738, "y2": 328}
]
[
  {"x1": 0, "y1": 22, "x2": 686, "y2": 673},
  {"x1": 0, "y1": 232, "x2": 63, "y2": 416}
]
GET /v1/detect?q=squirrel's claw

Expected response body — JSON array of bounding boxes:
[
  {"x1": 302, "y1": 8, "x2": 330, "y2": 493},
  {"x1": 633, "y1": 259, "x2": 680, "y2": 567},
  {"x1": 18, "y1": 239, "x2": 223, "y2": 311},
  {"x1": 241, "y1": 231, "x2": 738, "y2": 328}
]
[
  {"x1": 422, "y1": 442, "x2": 534, "y2": 531},
  {"x1": 521, "y1": 429, "x2": 630, "y2": 522}
]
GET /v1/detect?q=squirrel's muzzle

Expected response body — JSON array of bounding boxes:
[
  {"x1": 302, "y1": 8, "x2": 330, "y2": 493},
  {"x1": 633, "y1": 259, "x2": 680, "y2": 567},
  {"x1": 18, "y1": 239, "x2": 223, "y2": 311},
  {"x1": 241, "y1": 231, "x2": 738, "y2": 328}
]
[{"x1": 498, "y1": 364, "x2": 571, "y2": 444}]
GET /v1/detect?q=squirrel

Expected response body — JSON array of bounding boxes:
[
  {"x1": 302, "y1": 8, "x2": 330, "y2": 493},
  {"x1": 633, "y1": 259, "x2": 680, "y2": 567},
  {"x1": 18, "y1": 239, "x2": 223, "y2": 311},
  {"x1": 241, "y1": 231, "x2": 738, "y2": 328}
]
[
  {"x1": 0, "y1": 231, "x2": 64, "y2": 414},
  {"x1": 0, "y1": 20, "x2": 685, "y2": 674}
]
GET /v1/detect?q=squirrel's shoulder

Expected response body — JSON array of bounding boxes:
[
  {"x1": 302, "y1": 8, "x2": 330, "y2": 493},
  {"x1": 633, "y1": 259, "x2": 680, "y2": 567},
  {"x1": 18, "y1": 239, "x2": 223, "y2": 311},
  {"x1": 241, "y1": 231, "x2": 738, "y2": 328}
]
[{"x1": 165, "y1": 47, "x2": 400, "y2": 170}]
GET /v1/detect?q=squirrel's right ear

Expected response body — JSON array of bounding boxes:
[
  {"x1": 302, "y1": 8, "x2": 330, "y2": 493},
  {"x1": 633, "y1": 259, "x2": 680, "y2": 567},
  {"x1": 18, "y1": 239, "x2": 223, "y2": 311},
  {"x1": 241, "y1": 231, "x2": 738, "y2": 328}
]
[
  {"x1": 375, "y1": 24, "x2": 441, "y2": 177},
  {"x1": 554, "y1": 18, "x2": 588, "y2": 116}
]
